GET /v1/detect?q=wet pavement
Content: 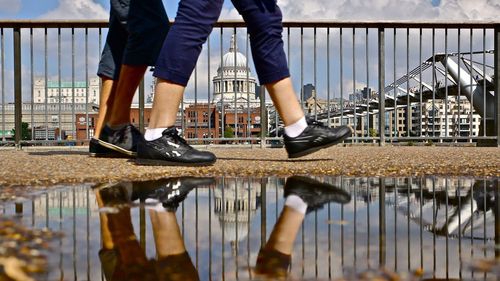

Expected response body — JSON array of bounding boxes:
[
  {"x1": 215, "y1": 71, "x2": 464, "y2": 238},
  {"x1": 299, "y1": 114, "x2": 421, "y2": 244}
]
[
  {"x1": 0, "y1": 146, "x2": 499, "y2": 187},
  {"x1": 0, "y1": 176, "x2": 499, "y2": 280}
]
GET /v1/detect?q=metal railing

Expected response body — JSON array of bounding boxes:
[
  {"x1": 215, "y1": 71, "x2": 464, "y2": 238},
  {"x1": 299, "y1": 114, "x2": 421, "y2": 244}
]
[{"x1": 0, "y1": 20, "x2": 499, "y2": 147}]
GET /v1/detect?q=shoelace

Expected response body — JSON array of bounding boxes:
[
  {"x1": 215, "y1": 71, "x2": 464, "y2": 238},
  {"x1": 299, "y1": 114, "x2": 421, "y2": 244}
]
[
  {"x1": 169, "y1": 129, "x2": 190, "y2": 147},
  {"x1": 308, "y1": 120, "x2": 325, "y2": 130}
]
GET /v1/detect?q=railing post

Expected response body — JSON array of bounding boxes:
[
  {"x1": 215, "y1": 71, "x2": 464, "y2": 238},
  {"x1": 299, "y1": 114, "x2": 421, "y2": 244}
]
[
  {"x1": 378, "y1": 178, "x2": 386, "y2": 266},
  {"x1": 494, "y1": 179, "x2": 499, "y2": 259},
  {"x1": 14, "y1": 26, "x2": 22, "y2": 148},
  {"x1": 259, "y1": 86, "x2": 266, "y2": 148},
  {"x1": 495, "y1": 26, "x2": 500, "y2": 147},
  {"x1": 139, "y1": 78, "x2": 145, "y2": 134},
  {"x1": 378, "y1": 28, "x2": 385, "y2": 146},
  {"x1": 260, "y1": 178, "x2": 267, "y2": 247}
]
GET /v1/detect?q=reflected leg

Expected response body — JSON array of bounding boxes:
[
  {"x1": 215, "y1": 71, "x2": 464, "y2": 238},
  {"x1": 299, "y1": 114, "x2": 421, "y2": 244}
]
[
  {"x1": 149, "y1": 209, "x2": 199, "y2": 280},
  {"x1": 255, "y1": 206, "x2": 303, "y2": 278},
  {"x1": 94, "y1": 184, "x2": 153, "y2": 280}
]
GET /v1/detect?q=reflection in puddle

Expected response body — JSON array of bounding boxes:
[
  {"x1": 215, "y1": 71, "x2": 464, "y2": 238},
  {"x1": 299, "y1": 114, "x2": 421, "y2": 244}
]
[{"x1": 0, "y1": 176, "x2": 498, "y2": 280}]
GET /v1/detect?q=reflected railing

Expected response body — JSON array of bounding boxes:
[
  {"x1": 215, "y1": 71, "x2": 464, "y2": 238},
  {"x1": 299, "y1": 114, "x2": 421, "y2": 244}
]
[
  {"x1": 0, "y1": 20, "x2": 499, "y2": 147},
  {"x1": 2, "y1": 176, "x2": 499, "y2": 280}
]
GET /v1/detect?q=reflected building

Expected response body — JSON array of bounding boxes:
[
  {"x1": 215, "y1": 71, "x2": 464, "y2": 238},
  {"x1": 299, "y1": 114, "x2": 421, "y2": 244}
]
[
  {"x1": 32, "y1": 185, "x2": 99, "y2": 219},
  {"x1": 213, "y1": 178, "x2": 262, "y2": 254}
]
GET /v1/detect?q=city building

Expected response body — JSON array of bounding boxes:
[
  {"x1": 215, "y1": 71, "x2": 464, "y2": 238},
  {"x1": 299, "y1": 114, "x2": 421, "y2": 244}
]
[
  {"x1": 0, "y1": 102, "x2": 98, "y2": 141},
  {"x1": 178, "y1": 34, "x2": 263, "y2": 143},
  {"x1": 411, "y1": 96, "x2": 481, "y2": 137},
  {"x1": 33, "y1": 77, "x2": 100, "y2": 105},
  {"x1": 301, "y1": 83, "x2": 315, "y2": 102}
]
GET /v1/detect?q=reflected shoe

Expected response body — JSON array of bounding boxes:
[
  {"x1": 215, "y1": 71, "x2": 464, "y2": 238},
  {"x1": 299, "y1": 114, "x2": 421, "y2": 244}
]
[
  {"x1": 132, "y1": 177, "x2": 215, "y2": 211},
  {"x1": 136, "y1": 127, "x2": 216, "y2": 166},
  {"x1": 96, "y1": 124, "x2": 143, "y2": 158},
  {"x1": 254, "y1": 247, "x2": 291, "y2": 278},
  {"x1": 92, "y1": 182, "x2": 133, "y2": 208},
  {"x1": 284, "y1": 176, "x2": 351, "y2": 213},
  {"x1": 283, "y1": 124, "x2": 352, "y2": 158}
]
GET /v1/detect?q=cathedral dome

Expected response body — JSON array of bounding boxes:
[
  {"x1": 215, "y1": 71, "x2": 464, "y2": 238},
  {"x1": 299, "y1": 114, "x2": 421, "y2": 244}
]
[
  {"x1": 219, "y1": 35, "x2": 248, "y2": 70},
  {"x1": 222, "y1": 51, "x2": 247, "y2": 69}
]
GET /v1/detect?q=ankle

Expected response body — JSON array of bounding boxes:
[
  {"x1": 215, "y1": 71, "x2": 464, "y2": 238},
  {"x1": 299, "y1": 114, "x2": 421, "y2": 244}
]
[
  {"x1": 284, "y1": 116, "x2": 307, "y2": 137},
  {"x1": 145, "y1": 127, "x2": 169, "y2": 141}
]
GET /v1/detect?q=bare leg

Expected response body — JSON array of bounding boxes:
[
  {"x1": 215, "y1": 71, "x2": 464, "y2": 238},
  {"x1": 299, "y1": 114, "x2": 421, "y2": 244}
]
[
  {"x1": 106, "y1": 64, "x2": 148, "y2": 126},
  {"x1": 265, "y1": 206, "x2": 305, "y2": 255},
  {"x1": 147, "y1": 78, "x2": 185, "y2": 129},
  {"x1": 266, "y1": 78, "x2": 305, "y2": 127},
  {"x1": 94, "y1": 77, "x2": 114, "y2": 138},
  {"x1": 149, "y1": 210, "x2": 186, "y2": 257},
  {"x1": 94, "y1": 189, "x2": 115, "y2": 249},
  {"x1": 94, "y1": 186, "x2": 148, "y2": 263}
]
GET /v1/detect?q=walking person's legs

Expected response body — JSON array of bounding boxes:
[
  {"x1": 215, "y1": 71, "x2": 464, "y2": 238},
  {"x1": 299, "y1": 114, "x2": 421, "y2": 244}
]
[
  {"x1": 91, "y1": 0, "x2": 169, "y2": 158},
  {"x1": 138, "y1": 0, "x2": 351, "y2": 166},
  {"x1": 90, "y1": 8, "x2": 128, "y2": 157},
  {"x1": 231, "y1": 0, "x2": 353, "y2": 158},
  {"x1": 136, "y1": 0, "x2": 224, "y2": 166}
]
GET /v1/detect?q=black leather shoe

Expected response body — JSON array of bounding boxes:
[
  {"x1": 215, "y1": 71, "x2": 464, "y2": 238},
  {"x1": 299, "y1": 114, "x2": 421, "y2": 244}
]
[
  {"x1": 132, "y1": 177, "x2": 215, "y2": 211},
  {"x1": 136, "y1": 127, "x2": 216, "y2": 166},
  {"x1": 89, "y1": 138, "x2": 129, "y2": 158},
  {"x1": 96, "y1": 124, "x2": 143, "y2": 157},
  {"x1": 283, "y1": 124, "x2": 352, "y2": 158},
  {"x1": 284, "y1": 176, "x2": 351, "y2": 213}
]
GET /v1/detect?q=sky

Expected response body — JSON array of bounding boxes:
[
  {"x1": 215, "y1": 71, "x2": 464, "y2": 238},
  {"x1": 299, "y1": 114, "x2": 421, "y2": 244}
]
[
  {"x1": 0, "y1": 0, "x2": 498, "y2": 103},
  {"x1": 2, "y1": 0, "x2": 499, "y2": 21}
]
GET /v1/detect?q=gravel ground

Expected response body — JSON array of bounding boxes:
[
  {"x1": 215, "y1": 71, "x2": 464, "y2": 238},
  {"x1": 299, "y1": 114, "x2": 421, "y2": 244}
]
[{"x1": 0, "y1": 146, "x2": 498, "y2": 188}]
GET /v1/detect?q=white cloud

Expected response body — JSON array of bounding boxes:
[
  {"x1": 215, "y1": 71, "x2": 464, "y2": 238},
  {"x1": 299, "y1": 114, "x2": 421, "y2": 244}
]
[
  {"x1": 438, "y1": 0, "x2": 500, "y2": 20},
  {"x1": 40, "y1": 0, "x2": 107, "y2": 20},
  {"x1": 0, "y1": 0, "x2": 21, "y2": 15},
  {"x1": 219, "y1": 0, "x2": 500, "y2": 21}
]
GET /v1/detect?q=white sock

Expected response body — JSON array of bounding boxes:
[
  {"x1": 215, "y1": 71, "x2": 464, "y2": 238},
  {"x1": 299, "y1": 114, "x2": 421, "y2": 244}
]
[
  {"x1": 284, "y1": 194, "x2": 308, "y2": 214},
  {"x1": 284, "y1": 116, "x2": 307, "y2": 138},
  {"x1": 144, "y1": 127, "x2": 168, "y2": 141}
]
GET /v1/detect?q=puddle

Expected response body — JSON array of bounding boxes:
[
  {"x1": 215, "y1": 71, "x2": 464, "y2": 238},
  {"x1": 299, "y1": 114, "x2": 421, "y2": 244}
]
[{"x1": 1, "y1": 176, "x2": 499, "y2": 280}]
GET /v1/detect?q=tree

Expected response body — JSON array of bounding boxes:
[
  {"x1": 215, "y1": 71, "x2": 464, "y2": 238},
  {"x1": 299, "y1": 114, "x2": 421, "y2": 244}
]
[
  {"x1": 369, "y1": 128, "x2": 378, "y2": 137},
  {"x1": 223, "y1": 126, "x2": 234, "y2": 139},
  {"x1": 11, "y1": 122, "x2": 31, "y2": 140}
]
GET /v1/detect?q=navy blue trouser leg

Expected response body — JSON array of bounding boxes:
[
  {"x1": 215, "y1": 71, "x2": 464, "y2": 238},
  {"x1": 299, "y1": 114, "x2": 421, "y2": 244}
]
[
  {"x1": 154, "y1": 0, "x2": 224, "y2": 86},
  {"x1": 154, "y1": 0, "x2": 290, "y2": 86},
  {"x1": 230, "y1": 0, "x2": 289, "y2": 84}
]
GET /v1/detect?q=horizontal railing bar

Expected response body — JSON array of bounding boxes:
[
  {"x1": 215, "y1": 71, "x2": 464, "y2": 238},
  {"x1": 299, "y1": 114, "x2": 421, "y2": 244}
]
[
  {"x1": 0, "y1": 135, "x2": 493, "y2": 146},
  {"x1": 358, "y1": 136, "x2": 498, "y2": 141},
  {"x1": 0, "y1": 20, "x2": 499, "y2": 29}
]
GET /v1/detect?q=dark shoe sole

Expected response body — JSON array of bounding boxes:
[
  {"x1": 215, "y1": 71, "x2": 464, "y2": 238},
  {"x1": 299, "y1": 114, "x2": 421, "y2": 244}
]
[
  {"x1": 136, "y1": 158, "x2": 216, "y2": 167},
  {"x1": 94, "y1": 138, "x2": 137, "y2": 158},
  {"x1": 89, "y1": 151, "x2": 132, "y2": 158},
  {"x1": 287, "y1": 126, "x2": 353, "y2": 159},
  {"x1": 89, "y1": 138, "x2": 130, "y2": 158}
]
